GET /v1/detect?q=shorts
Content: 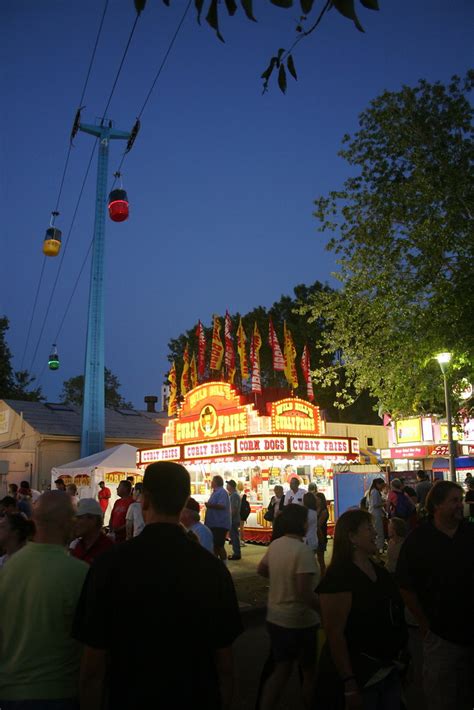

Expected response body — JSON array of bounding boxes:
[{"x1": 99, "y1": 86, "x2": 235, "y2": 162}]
[
  {"x1": 210, "y1": 527, "x2": 227, "y2": 547},
  {"x1": 266, "y1": 622, "x2": 319, "y2": 667}
]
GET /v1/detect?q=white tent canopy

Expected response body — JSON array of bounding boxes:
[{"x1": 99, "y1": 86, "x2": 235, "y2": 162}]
[{"x1": 51, "y1": 444, "x2": 142, "y2": 523}]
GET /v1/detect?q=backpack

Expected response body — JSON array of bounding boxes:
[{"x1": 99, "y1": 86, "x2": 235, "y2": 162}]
[
  {"x1": 240, "y1": 495, "x2": 251, "y2": 520},
  {"x1": 393, "y1": 491, "x2": 413, "y2": 519}
]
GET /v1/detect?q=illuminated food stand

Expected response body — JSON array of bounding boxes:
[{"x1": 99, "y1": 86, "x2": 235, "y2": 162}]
[{"x1": 137, "y1": 383, "x2": 360, "y2": 542}]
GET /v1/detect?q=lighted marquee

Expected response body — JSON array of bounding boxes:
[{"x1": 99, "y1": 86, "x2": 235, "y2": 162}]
[
  {"x1": 290, "y1": 437, "x2": 353, "y2": 455},
  {"x1": 184, "y1": 439, "x2": 235, "y2": 459},
  {"x1": 139, "y1": 446, "x2": 181, "y2": 465},
  {"x1": 271, "y1": 398, "x2": 323, "y2": 436},
  {"x1": 163, "y1": 382, "x2": 252, "y2": 446}
]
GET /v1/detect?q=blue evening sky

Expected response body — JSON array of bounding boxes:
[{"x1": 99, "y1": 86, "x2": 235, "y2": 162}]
[{"x1": 1, "y1": 0, "x2": 472, "y2": 408}]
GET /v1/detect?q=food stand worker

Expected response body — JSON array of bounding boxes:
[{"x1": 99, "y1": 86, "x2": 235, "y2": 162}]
[
  {"x1": 98, "y1": 481, "x2": 112, "y2": 514},
  {"x1": 284, "y1": 477, "x2": 307, "y2": 507}
]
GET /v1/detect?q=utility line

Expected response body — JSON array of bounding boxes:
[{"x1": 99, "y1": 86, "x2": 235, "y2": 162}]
[
  {"x1": 20, "y1": 0, "x2": 110, "y2": 370},
  {"x1": 28, "y1": 141, "x2": 98, "y2": 374},
  {"x1": 111, "y1": 0, "x2": 192, "y2": 187},
  {"x1": 29, "y1": 4, "x2": 143, "y2": 376}
]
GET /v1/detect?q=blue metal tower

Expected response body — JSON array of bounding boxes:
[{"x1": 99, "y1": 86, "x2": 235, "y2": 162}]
[{"x1": 79, "y1": 120, "x2": 131, "y2": 457}]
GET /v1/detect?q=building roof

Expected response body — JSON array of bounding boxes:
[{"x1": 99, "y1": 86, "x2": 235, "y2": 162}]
[{"x1": 3, "y1": 400, "x2": 164, "y2": 442}]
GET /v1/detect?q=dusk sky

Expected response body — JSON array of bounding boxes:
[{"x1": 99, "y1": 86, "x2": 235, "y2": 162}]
[{"x1": 2, "y1": 1, "x2": 472, "y2": 409}]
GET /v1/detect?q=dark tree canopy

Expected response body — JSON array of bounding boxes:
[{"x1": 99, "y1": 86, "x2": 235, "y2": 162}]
[
  {"x1": 304, "y1": 72, "x2": 474, "y2": 419},
  {"x1": 60, "y1": 368, "x2": 134, "y2": 409},
  {"x1": 167, "y1": 281, "x2": 380, "y2": 424},
  {"x1": 138, "y1": 0, "x2": 380, "y2": 93},
  {"x1": 0, "y1": 317, "x2": 43, "y2": 402}
]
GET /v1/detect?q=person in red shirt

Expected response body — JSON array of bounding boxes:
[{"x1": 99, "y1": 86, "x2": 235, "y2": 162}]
[
  {"x1": 98, "y1": 480, "x2": 112, "y2": 514},
  {"x1": 109, "y1": 480, "x2": 134, "y2": 542},
  {"x1": 70, "y1": 498, "x2": 114, "y2": 565}
]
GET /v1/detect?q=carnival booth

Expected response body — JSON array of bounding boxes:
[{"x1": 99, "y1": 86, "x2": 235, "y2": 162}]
[
  {"x1": 51, "y1": 444, "x2": 143, "y2": 524},
  {"x1": 432, "y1": 456, "x2": 474, "y2": 486},
  {"x1": 137, "y1": 382, "x2": 360, "y2": 543}
]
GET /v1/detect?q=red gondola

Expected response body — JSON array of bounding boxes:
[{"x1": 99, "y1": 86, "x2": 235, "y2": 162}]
[{"x1": 108, "y1": 188, "x2": 129, "y2": 222}]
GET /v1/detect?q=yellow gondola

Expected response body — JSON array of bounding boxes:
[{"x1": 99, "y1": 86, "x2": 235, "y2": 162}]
[{"x1": 43, "y1": 227, "x2": 62, "y2": 257}]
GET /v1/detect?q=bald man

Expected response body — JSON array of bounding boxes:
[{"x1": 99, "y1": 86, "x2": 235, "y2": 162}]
[{"x1": 0, "y1": 492, "x2": 88, "y2": 707}]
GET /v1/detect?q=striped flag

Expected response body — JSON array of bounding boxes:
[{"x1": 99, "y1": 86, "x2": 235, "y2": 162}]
[
  {"x1": 180, "y1": 343, "x2": 190, "y2": 396},
  {"x1": 300, "y1": 344, "x2": 314, "y2": 401},
  {"x1": 196, "y1": 320, "x2": 206, "y2": 377},
  {"x1": 283, "y1": 321, "x2": 298, "y2": 390},
  {"x1": 236, "y1": 317, "x2": 249, "y2": 380},
  {"x1": 268, "y1": 316, "x2": 285, "y2": 372},
  {"x1": 224, "y1": 311, "x2": 236, "y2": 384},
  {"x1": 190, "y1": 352, "x2": 198, "y2": 389},
  {"x1": 210, "y1": 315, "x2": 224, "y2": 371},
  {"x1": 167, "y1": 361, "x2": 177, "y2": 416},
  {"x1": 250, "y1": 322, "x2": 262, "y2": 394}
]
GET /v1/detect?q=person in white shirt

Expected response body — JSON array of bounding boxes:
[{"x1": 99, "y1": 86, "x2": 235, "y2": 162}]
[
  {"x1": 126, "y1": 483, "x2": 145, "y2": 539},
  {"x1": 303, "y1": 492, "x2": 318, "y2": 553},
  {"x1": 258, "y1": 504, "x2": 320, "y2": 710},
  {"x1": 283, "y1": 477, "x2": 307, "y2": 507},
  {"x1": 179, "y1": 497, "x2": 214, "y2": 554}
]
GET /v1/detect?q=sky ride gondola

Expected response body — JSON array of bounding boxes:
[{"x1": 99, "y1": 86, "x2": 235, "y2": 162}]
[
  {"x1": 43, "y1": 212, "x2": 62, "y2": 257},
  {"x1": 48, "y1": 344, "x2": 60, "y2": 371},
  {"x1": 108, "y1": 173, "x2": 129, "y2": 222}
]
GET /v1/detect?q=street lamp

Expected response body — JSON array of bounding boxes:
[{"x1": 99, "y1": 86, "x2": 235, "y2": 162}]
[{"x1": 435, "y1": 352, "x2": 456, "y2": 482}]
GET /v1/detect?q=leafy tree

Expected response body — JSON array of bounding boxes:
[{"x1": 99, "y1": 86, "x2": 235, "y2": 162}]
[
  {"x1": 60, "y1": 368, "x2": 134, "y2": 409},
  {"x1": 304, "y1": 72, "x2": 474, "y2": 419},
  {"x1": 0, "y1": 316, "x2": 43, "y2": 401},
  {"x1": 137, "y1": 0, "x2": 380, "y2": 93},
  {"x1": 167, "y1": 282, "x2": 380, "y2": 423}
]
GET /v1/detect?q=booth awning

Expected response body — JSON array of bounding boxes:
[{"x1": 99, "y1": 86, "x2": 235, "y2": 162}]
[
  {"x1": 432, "y1": 456, "x2": 474, "y2": 470},
  {"x1": 359, "y1": 448, "x2": 383, "y2": 464}
]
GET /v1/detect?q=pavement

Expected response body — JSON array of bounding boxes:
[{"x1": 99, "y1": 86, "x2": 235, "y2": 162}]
[{"x1": 225, "y1": 541, "x2": 425, "y2": 710}]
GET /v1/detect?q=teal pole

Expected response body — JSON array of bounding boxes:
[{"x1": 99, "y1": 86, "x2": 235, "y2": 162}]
[{"x1": 79, "y1": 120, "x2": 130, "y2": 457}]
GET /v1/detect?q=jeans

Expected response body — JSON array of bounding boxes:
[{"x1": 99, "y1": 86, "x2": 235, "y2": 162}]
[
  {"x1": 362, "y1": 669, "x2": 401, "y2": 710},
  {"x1": 422, "y1": 631, "x2": 474, "y2": 710},
  {"x1": 0, "y1": 701, "x2": 79, "y2": 710},
  {"x1": 230, "y1": 521, "x2": 241, "y2": 557}
]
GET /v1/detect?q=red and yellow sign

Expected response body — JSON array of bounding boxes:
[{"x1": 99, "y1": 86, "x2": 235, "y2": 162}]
[
  {"x1": 236, "y1": 437, "x2": 287, "y2": 454},
  {"x1": 272, "y1": 398, "x2": 323, "y2": 435},
  {"x1": 164, "y1": 382, "x2": 250, "y2": 445}
]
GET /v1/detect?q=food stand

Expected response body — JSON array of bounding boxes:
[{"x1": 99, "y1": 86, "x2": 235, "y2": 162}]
[{"x1": 137, "y1": 383, "x2": 360, "y2": 542}]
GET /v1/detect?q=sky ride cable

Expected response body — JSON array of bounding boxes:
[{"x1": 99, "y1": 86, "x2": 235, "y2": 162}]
[
  {"x1": 110, "y1": 0, "x2": 193, "y2": 189},
  {"x1": 19, "y1": 0, "x2": 110, "y2": 371},
  {"x1": 29, "y1": 3, "x2": 145, "y2": 379}
]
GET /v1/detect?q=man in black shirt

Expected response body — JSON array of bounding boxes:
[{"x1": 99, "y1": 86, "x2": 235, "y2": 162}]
[
  {"x1": 396, "y1": 481, "x2": 474, "y2": 710},
  {"x1": 73, "y1": 461, "x2": 243, "y2": 710}
]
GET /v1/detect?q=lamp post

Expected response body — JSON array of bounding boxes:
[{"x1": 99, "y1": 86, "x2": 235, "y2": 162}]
[{"x1": 435, "y1": 352, "x2": 456, "y2": 482}]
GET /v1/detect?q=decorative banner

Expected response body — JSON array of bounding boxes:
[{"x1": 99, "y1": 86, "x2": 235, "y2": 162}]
[
  {"x1": 236, "y1": 317, "x2": 249, "y2": 379},
  {"x1": 236, "y1": 437, "x2": 288, "y2": 454},
  {"x1": 167, "y1": 361, "x2": 177, "y2": 417},
  {"x1": 283, "y1": 321, "x2": 298, "y2": 390},
  {"x1": 139, "y1": 446, "x2": 181, "y2": 464},
  {"x1": 196, "y1": 320, "x2": 206, "y2": 377},
  {"x1": 210, "y1": 315, "x2": 224, "y2": 371},
  {"x1": 271, "y1": 398, "x2": 323, "y2": 435},
  {"x1": 180, "y1": 343, "x2": 190, "y2": 397},
  {"x1": 268, "y1": 316, "x2": 285, "y2": 372},
  {"x1": 224, "y1": 311, "x2": 236, "y2": 384},
  {"x1": 190, "y1": 352, "x2": 198, "y2": 390},
  {"x1": 250, "y1": 322, "x2": 262, "y2": 394},
  {"x1": 290, "y1": 437, "x2": 353, "y2": 455},
  {"x1": 184, "y1": 439, "x2": 235, "y2": 459},
  {"x1": 300, "y1": 344, "x2": 314, "y2": 401},
  {"x1": 73, "y1": 473, "x2": 91, "y2": 486}
]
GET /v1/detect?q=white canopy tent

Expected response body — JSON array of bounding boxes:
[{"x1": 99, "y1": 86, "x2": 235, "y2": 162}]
[{"x1": 51, "y1": 444, "x2": 142, "y2": 523}]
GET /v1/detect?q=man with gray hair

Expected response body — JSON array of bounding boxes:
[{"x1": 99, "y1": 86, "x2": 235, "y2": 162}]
[
  {"x1": 0, "y1": 491, "x2": 88, "y2": 707},
  {"x1": 180, "y1": 496, "x2": 214, "y2": 553}
]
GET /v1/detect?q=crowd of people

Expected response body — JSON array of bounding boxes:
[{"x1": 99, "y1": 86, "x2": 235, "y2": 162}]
[{"x1": 0, "y1": 467, "x2": 472, "y2": 710}]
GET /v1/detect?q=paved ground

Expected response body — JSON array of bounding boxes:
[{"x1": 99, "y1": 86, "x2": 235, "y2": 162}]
[{"x1": 226, "y1": 541, "x2": 425, "y2": 710}]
